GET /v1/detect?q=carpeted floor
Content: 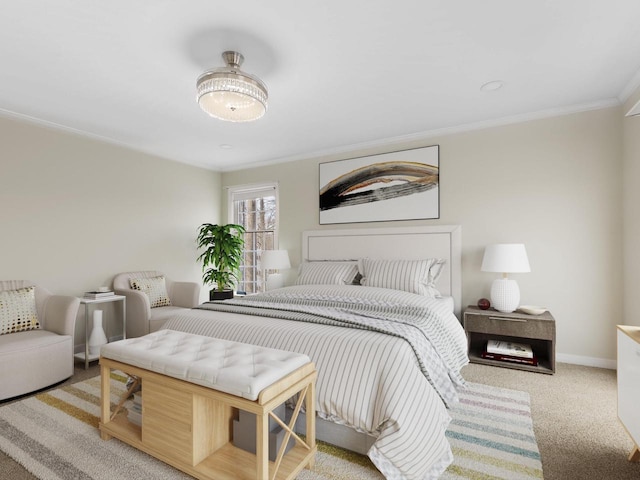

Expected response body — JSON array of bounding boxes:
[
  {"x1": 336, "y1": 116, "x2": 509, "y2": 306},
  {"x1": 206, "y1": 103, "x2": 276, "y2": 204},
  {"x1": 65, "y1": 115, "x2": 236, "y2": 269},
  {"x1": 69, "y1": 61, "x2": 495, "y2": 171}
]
[
  {"x1": 462, "y1": 362, "x2": 640, "y2": 480},
  {"x1": 1, "y1": 361, "x2": 639, "y2": 479},
  {"x1": 0, "y1": 370, "x2": 539, "y2": 480}
]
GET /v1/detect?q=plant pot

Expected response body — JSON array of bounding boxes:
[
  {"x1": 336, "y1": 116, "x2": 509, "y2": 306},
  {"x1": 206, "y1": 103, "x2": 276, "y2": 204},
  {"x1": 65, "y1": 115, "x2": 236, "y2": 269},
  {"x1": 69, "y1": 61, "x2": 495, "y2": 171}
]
[{"x1": 210, "y1": 289, "x2": 234, "y2": 301}]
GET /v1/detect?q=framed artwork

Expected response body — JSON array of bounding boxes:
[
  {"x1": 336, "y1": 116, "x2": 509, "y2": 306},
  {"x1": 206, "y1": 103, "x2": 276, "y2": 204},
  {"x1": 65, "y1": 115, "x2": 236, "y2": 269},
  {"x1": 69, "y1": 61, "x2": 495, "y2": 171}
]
[{"x1": 319, "y1": 145, "x2": 439, "y2": 224}]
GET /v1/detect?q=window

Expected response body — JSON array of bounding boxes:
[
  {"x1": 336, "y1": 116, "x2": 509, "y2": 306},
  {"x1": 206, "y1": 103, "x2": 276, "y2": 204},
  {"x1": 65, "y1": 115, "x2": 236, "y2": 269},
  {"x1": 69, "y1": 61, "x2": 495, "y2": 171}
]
[{"x1": 228, "y1": 183, "x2": 278, "y2": 294}]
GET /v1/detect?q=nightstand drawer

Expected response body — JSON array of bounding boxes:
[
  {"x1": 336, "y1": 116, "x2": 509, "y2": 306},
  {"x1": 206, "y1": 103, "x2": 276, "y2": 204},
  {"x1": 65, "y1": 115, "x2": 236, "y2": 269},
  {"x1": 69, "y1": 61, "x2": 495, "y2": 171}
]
[{"x1": 464, "y1": 314, "x2": 554, "y2": 340}]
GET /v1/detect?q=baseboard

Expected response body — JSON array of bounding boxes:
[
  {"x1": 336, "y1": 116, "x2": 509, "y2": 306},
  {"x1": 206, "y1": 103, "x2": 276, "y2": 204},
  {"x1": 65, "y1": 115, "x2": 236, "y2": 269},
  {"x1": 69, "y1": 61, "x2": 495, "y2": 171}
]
[
  {"x1": 74, "y1": 336, "x2": 124, "y2": 355},
  {"x1": 556, "y1": 353, "x2": 616, "y2": 370}
]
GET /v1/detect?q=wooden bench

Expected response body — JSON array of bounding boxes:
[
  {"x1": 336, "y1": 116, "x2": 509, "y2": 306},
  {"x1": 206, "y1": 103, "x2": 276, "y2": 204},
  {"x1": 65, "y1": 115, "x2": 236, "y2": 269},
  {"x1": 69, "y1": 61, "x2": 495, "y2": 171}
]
[{"x1": 98, "y1": 330, "x2": 317, "y2": 480}]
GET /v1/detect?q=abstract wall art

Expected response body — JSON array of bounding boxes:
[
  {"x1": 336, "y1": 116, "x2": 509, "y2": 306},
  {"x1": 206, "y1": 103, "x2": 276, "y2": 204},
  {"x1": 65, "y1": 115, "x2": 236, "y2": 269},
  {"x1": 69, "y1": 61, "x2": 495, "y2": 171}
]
[{"x1": 319, "y1": 145, "x2": 439, "y2": 224}]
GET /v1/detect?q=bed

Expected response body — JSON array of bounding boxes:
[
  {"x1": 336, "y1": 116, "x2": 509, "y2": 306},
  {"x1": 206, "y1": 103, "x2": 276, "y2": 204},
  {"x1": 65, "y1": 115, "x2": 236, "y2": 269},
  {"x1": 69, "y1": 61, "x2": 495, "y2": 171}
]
[{"x1": 162, "y1": 225, "x2": 468, "y2": 479}]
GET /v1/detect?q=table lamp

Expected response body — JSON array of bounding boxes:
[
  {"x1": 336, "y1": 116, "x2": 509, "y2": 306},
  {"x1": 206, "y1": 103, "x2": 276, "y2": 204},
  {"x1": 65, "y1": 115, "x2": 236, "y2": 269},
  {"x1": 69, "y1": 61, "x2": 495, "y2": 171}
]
[
  {"x1": 481, "y1": 244, "x2": 530, "y2": 313},
  {"x1": 261, "y1": 249, "x2": 291, "y2": 291}
]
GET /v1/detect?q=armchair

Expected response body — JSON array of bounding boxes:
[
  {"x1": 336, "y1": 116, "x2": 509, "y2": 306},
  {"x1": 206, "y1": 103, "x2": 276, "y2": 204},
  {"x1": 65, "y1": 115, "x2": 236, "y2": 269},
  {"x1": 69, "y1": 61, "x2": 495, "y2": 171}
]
[
  {"x1": 112, "y1": 271, "x2": 201, "y2": 338},
  {"x1": 0, "y1": 280, "x2": 80, "y2": 401}
]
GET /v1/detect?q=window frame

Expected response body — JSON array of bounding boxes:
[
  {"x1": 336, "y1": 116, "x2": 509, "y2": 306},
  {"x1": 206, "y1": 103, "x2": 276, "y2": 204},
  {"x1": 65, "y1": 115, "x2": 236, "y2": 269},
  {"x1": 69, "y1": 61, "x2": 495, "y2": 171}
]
[{"x1": 227, "y1": 182, "x2": 280, "y2": 293}]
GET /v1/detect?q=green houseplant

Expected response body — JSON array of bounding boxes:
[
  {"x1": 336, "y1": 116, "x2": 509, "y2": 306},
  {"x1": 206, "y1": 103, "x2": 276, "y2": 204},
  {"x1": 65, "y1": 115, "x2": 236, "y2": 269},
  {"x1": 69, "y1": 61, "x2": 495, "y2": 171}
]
[{"x1": 196, "y1": 223, "x2": 246, "y2": 300}]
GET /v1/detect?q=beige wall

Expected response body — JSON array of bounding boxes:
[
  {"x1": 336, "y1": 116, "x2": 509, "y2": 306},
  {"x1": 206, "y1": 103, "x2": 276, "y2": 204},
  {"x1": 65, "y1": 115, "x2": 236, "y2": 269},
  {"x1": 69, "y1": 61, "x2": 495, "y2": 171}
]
[
  {"x1": 0, "y1": 116, "x2": 221, "y2": 343},
  {"x1": 223, "y1": 107, "x2": 624, "y2": 365},
  {"x1": 1, "y1": 104, "x2": 626, "y2": 364},
  {"x1": 623, "y1": 88, "x2": 640, "y2": 328}
]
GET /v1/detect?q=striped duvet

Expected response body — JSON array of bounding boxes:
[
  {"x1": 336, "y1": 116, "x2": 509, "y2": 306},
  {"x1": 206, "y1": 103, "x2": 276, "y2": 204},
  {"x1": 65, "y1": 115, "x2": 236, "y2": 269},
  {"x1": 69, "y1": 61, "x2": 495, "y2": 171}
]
[{"x1": 162, "y1": 284, "x2": 469, "y2": 480}]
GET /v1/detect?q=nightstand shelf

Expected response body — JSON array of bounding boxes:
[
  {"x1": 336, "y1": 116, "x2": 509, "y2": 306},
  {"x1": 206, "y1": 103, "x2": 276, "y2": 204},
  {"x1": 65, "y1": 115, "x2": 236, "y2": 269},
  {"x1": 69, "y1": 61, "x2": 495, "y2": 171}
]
[{"x1": 463, "y1": 306, "x2": 556, "y2": 374}]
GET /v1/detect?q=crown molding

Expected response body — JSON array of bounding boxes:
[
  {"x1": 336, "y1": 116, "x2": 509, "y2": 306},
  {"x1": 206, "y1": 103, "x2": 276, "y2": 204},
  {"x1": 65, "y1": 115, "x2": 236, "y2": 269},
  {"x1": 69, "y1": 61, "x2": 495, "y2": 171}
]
[
  {"x1": 223, "y1": 98, "x2": 621, "y2": 172},
  {"x1": 0, "y1": 98, "x2": 623, "y2": 175},
  {"x1": 619, "y1": 66, "x2": 640, "y2": 103},
  {"x1": 0, "y1": 107, "x2": 124, "y2": 146},
  {"x1": 0, "y1": 107, "x2": 216, "y2": 171}
]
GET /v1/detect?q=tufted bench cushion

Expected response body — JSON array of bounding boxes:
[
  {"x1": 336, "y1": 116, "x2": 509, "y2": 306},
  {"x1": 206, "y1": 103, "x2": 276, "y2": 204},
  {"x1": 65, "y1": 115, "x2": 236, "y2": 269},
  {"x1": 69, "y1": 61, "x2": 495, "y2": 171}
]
[{"x1": 99, "y1": 329, "x2": 311, "y2": 401}]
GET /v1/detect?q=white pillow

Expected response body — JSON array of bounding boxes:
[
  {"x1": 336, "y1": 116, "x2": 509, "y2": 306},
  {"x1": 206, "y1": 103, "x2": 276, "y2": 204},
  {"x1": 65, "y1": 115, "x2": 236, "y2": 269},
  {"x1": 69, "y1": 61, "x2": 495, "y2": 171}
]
[
  {"x1": 0, "y1": 286, "x2": 40, "y2": 335},
  {"x1": 130, "y1": 276, "x2": 171, "y2": 308},
  {"x1": 358, "y1": 258, "x2": 446, "y2": 297},
  {"x1": 295, "y1": 261, "x2": 359, "y2": 286}
]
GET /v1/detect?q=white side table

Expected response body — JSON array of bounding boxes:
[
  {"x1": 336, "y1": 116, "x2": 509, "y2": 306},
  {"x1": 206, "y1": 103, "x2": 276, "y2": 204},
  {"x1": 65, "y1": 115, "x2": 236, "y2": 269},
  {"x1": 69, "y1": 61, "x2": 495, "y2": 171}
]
[{"x1": 74, "y1": 295, "x2": 126, "y2": 369}]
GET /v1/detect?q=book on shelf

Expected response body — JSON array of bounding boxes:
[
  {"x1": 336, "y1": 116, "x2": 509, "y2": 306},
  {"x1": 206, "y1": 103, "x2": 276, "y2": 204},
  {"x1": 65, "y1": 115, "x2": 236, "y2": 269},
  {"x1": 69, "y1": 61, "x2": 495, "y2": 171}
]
[
  {"x1": 127, "y1": 391, "x2": 143, "y2": 426},
  {"x1": 486, "y1": 339, "x2": 533, "y2": 359},
  {"x1": 127, "y1": 408, "x2": 142, "y2": 426},
  {"x1": 481, "y1": 351, "x2": 539, "y2": 366},
  {"x1": 83, "y1": 291, "x2": 115, "y2": 299}
]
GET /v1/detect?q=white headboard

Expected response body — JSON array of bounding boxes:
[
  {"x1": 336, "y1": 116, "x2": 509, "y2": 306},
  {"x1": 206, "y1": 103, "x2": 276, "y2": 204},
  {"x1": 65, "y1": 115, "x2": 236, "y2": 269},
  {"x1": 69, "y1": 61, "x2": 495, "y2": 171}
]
[{"x1": 302, "y1": 225, "x2": 462, "y2": 318}]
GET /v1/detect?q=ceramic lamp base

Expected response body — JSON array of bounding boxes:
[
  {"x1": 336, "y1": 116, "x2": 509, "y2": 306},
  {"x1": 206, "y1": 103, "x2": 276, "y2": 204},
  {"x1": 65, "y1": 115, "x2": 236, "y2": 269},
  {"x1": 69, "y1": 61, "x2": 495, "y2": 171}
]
[
  {"x1": 490, "y1": 278, "x2": 520, "y2": 313},
  {"x1": 265, "y1": 273, "x2": 284, "y2": 291}
]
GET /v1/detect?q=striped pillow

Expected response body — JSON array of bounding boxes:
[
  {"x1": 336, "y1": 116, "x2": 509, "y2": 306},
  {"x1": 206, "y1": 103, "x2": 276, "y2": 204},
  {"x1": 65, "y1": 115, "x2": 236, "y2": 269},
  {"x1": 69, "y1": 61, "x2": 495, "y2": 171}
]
[
  {"x1": 130, "y1": 276, "x2": 171, "y2": 308},
  {"x1": 358, "y1": 258, "x2": 446, "y2": 297},
  {"x1": 295, "y1": 261, "x2": 359, "y2": 286},
  {"x1": 0, "y1": 286, "x2": 40, "y2": 335}
]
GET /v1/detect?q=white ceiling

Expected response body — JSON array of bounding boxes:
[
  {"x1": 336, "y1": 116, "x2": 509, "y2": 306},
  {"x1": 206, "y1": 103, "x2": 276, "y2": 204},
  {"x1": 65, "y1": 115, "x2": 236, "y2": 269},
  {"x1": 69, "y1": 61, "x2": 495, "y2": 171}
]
[{"x1": 2, "y1": 1, "x2": 640, "y2": 172}]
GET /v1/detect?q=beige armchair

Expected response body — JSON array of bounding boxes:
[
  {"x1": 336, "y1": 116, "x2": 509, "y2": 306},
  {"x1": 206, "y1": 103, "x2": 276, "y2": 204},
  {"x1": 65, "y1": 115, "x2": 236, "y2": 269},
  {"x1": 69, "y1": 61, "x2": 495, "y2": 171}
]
[
  {"x1": 0, "y1": 280, "x2": 80, "y2": 401},
  {"x1": 112, "y1": 271, "x2": 201, "y2": 338}
]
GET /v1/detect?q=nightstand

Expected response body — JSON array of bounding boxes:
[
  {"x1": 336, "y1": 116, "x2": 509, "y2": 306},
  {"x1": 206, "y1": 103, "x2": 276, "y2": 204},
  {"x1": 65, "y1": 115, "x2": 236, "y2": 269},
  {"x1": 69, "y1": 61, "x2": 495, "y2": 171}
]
[{"x1": 463, "y1": 305, "x2": 556, "y2": 374}]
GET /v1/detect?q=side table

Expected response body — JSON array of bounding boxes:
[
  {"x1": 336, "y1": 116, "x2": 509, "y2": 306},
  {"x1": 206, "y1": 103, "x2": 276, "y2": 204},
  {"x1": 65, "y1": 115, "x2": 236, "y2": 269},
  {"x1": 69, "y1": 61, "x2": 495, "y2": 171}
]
[
  {"x1": 74, "y1": 295, "x2": 126, "y2": 369},
  {"x1": 463, "y1": 305, "x2": 556, "y2": 374}
]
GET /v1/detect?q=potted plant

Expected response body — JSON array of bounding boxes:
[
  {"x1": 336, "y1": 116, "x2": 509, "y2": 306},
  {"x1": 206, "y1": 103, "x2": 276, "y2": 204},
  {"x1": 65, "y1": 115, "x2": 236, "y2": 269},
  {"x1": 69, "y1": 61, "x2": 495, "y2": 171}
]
[{"x1": 197, "y1": 223, "x2": 246, "y2": 300}]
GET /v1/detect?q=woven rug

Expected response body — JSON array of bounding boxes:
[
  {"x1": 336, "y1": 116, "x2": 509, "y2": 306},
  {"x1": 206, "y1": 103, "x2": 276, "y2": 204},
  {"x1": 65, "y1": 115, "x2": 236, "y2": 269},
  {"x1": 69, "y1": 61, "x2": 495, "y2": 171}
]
[{"x1": 0, "y1": 374, "x2": 542, "y2": 480}]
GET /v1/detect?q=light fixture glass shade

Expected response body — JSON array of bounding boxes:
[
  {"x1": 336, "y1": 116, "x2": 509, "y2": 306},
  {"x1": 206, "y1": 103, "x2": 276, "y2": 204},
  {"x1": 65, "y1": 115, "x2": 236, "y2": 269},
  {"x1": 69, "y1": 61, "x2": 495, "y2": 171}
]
[
  {"x1": 261, "y1": 250, "x2": 291, "y2": 271},
  {"x1": 196, "y1": 51, "x2": 268, "y2": 122},
  {"x1": 481, "y1": 244, "x2": 530, "y2": 273}
]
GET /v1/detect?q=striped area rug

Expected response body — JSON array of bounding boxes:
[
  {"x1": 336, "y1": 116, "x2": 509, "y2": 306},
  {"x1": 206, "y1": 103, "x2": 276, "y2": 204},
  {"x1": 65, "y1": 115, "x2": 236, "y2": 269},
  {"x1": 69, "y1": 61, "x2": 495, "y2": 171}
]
[
  {"x1": 442, "y1": 382, "x2": 543, "y2": 480},
  {"x1": 0, "y1": 375, "x2": 542, "y2": 480}
]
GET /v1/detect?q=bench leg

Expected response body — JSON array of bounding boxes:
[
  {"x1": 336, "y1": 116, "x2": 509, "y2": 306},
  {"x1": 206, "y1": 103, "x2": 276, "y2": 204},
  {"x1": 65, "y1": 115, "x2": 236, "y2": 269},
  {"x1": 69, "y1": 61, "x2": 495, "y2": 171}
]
[
  {"x1": 305, "y1": 381, "x2": 316, "y2": 469},
  {"x1": 256, "y1": 412, "x2": 269, "y2": 480},
  {"x1": 100, "y1": 364, "x2": 112, "y2": 440}
]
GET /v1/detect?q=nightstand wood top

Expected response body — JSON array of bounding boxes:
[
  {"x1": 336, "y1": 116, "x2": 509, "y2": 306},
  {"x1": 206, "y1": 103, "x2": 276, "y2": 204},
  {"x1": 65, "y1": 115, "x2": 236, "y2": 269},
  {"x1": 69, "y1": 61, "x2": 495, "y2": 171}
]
[{"x1": 464, "y1": 305, "x2": 555, "y2": 322}]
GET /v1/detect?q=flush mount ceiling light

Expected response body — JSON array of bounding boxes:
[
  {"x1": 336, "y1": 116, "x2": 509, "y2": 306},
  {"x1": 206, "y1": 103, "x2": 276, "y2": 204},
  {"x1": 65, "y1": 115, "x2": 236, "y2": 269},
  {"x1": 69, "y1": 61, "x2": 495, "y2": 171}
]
[
  {"x1": 480, "y1": 80, "x2": 504, "y2": 92},
  {"x1": 196, "y1": 51, "x2": 268, "y2": 122}
]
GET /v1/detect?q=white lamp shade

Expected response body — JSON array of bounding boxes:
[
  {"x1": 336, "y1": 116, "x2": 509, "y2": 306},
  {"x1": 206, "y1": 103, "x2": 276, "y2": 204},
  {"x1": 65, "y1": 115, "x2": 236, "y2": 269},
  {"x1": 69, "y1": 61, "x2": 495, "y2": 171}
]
[
  {"x1": 481, "y1": 244, "x2": 530, "y2": 273},
  {"x1": 261, "y1": 250, "x2": 291, "y2": 270}
]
